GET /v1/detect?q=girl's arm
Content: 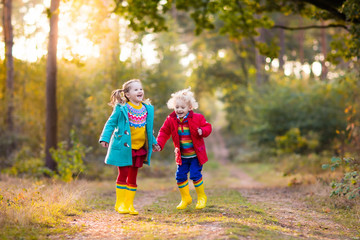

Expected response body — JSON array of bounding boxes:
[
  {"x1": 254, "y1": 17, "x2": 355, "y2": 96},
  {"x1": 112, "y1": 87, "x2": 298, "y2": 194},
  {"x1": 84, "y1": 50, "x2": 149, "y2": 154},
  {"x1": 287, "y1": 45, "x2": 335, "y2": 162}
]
[
  {"x1": 156, "y1": 116, "x2": 172, "y2": 150},
  {"x1": 198, "y1": 114, "x2": 212, "y2": 138},
  {"x1": 152, "y1": 135, "x2": 157, "y2": 145},
  {"x1": 99, "y1": 105, "x2": 120, "y2": 143}
]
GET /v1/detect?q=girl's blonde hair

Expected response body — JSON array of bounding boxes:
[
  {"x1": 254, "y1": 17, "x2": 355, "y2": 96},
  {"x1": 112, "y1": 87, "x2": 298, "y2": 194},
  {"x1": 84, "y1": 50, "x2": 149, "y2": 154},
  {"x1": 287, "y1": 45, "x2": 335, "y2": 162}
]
[
  {"x1": 108, "y1": 79, "x2": 150, "y2": 107},
  {"x1": 167, "y1": 87, "x2": 199, "y2": 110}
]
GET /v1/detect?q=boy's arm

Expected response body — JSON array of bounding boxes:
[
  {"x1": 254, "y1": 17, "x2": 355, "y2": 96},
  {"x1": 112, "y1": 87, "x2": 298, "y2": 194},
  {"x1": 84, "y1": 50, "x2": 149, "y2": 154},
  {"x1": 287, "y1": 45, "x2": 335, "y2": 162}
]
[
  {"x1": 198, "y1": 115, "x2": 212, "y2": 138},
  {"x1": 156, "y1": 117, "x2": 172, "y2": 150}
]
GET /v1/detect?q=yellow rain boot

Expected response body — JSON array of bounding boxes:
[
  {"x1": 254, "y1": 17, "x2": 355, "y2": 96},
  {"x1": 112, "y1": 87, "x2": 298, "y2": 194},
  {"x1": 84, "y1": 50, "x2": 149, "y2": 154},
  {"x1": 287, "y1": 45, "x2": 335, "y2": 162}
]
[
  {"x1": 115, "y1": 184, "x2": 129, "y2": 214},
  {"x1": 194, "y1": 179, "x2": 207, "y2": 209},
  {"x1": 125, "y1": 186, "x2": 138, "y2": 215},
  {"x1": 176, "y1": 180, "x2": 192, "y2": 210}
]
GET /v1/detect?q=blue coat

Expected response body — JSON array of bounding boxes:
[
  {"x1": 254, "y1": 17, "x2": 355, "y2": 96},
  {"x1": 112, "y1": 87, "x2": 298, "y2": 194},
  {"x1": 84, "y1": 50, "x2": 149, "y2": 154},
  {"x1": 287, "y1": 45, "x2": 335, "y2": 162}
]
[{"x1": 99, "y1": 103, "x2": 157, "y2": 167}]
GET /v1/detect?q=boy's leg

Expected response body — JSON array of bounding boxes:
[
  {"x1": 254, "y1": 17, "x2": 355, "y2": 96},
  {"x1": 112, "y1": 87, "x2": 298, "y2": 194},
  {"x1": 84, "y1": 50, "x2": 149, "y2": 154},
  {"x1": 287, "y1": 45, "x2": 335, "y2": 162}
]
[
  {"x1": 116, "y1": 167, "x2": 129, "y2": 213},
  {"x1": 175, "y1": 159, "x2": 192, "y2": 209},
  {"x1": 189, "y1": 158, "x2": 207, "y2": 209}
]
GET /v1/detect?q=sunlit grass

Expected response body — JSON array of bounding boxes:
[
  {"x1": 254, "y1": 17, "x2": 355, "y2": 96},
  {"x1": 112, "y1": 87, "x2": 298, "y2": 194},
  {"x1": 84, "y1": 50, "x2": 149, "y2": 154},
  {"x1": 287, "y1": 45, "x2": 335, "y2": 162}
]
[
  {"x1": 1, "y1": 160, "x2": 359, "y2": 239},
  {"x1": 0, "y1": 175, "x2": 88, "y2": 239}
]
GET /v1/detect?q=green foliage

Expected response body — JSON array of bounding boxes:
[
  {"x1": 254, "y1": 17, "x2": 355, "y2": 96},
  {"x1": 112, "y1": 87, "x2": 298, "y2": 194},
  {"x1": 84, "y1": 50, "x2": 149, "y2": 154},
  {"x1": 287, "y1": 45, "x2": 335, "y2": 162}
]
[
  {"x1": 275, "y1": 128, "x2": 319, "y2": 154},
  {"x1": 2, "y1": 146, "x2": 51, "y2": 178},
  {"x1": 245, "y1": 76, "x2": 348, "y2": 150},
  {"x1": 322, "y1": 156, "x2": 360, "y2": 200},
  {"x1": 50, "y1": 130, "x2": 90, "y2": 182},
  {"x1": 113, "y1": 0, "x2": 360, "y2": 60},
  {"x1": 0, "y1": 130, "x2": 23, "y2": 164},
  {"x1": 114, "y1": 0, "x2": 171, "y2": 32}
]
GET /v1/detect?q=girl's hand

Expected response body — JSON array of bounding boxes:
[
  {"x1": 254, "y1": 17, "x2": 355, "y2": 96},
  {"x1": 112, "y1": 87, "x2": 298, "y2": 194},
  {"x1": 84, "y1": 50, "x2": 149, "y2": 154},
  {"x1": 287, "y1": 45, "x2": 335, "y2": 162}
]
[
  {"x1": 100, "y1": 141, "x2": 109, "y2": 148},
  {"x1": 198, "y1": 128, "x2": 203, "y2": 136}
]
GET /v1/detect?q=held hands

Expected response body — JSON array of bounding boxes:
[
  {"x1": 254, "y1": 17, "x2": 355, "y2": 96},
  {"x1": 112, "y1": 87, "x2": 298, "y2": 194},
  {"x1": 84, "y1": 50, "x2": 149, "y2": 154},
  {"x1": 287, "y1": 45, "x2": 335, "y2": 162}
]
[
  {"x1": 100, "y1": 141, "x2": 109, "y2": 148},
  {"x1": 153, "y1": 144, "x2": 161, "y2": 152},
  {"x1": 198, "y1": 128, "x2": 203, "y2": 136}
]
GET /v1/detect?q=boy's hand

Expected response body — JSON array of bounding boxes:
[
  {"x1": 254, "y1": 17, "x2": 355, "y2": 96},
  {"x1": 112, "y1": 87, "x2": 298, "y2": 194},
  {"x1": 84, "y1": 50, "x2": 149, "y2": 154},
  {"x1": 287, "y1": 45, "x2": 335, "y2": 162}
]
[
  {"x1": 198, "y1": 128, "x2": 203, "y2": 136},
  {"x1": 153, "y1": 144, "x2": 161, "y2": 152},
  {"x1": 100, "y1": 141, "x2": 109, "y2": 148}
]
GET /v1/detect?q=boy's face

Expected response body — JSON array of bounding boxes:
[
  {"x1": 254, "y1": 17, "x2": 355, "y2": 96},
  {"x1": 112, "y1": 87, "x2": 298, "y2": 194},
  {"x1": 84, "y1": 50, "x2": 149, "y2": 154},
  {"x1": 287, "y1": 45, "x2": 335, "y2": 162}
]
[{"x1": 174, "y1": 99, "x2": 191, "y2": 119}]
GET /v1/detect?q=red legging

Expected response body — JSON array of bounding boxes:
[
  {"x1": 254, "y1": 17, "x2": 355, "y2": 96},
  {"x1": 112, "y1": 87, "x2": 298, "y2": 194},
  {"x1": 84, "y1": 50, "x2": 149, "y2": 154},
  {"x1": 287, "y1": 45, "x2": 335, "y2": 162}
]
[{"x1": 117, "y1": 166, "x2": 138, "y2": 186}]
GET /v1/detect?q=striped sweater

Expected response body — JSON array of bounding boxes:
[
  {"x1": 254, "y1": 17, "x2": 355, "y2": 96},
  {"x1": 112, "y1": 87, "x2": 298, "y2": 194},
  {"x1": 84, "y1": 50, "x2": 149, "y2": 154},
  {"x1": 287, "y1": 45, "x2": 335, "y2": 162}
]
[{"x1": 177, "y1": 113, "x2": 196, "y2": 158}]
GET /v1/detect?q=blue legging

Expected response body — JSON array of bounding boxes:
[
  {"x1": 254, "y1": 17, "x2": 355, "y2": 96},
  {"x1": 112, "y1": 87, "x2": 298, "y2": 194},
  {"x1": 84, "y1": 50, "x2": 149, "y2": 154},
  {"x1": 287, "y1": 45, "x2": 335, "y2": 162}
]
[{"x1": 176, "y1": 157, "x2": 203, "y2": 183}]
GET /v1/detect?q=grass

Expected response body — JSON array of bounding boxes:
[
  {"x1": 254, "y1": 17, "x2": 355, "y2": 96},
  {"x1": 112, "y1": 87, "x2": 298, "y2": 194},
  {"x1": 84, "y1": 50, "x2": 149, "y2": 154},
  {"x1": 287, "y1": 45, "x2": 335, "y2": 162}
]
[
  {"x1": 0, "y1": 175, "x2": 88, "y2": 239},
  {"x1": 304, "y1": 183, "x2": 360, "y2": 239},
  {"x1": 1, "y1": 160, "x2": 359, "y2": 239}
]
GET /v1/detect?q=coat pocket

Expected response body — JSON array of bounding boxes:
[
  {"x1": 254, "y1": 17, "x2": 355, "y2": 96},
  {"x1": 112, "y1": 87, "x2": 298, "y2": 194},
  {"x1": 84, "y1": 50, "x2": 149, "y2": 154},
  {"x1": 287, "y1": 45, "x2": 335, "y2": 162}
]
[{"x1": 109, "y1": 133, "x2": 122, "y2": 149}]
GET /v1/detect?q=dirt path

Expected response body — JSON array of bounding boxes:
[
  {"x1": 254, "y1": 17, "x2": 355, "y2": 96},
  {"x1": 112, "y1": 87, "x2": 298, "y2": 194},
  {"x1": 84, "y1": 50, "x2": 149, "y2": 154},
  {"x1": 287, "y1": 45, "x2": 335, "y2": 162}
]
[
  {"x1": 57, "y1": 128, "x2": 356, "y2": 239},
  {"x1": 63, "y1": 190, "x2": 168, "y2": 240},
  {"x1": 240, "y1": 187, "x2": 350, "y2": 240}
]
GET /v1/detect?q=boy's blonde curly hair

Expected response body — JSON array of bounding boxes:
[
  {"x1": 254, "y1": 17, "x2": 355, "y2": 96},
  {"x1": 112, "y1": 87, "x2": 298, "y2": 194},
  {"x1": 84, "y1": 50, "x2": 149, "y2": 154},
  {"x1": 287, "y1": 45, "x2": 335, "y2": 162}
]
[{"x1": 167, "y1": 87, "x2": 199, "y2": 110}]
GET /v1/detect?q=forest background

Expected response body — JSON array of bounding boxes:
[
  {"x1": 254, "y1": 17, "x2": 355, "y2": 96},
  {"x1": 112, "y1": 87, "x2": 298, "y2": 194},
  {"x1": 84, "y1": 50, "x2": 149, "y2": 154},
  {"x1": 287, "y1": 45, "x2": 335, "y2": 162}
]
[{"x1": 0, "y1": 0, "x2": 360, "y2": 238}]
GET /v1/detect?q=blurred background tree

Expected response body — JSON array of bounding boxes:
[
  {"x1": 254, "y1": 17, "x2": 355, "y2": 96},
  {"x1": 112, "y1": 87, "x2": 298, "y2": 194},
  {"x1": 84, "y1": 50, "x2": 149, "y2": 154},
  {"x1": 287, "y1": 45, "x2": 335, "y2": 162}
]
[{"x1": 0, "y1": 0, "x2": 358, "y2": 189}]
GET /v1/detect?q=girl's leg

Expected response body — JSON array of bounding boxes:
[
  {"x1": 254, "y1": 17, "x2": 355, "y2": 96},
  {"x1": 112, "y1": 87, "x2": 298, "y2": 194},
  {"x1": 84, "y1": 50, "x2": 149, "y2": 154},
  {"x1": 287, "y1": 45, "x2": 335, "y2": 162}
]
[
  {"x1": 115, "y1": 167, "x2": 130, "y2": 213},
  {"x1": 124, "y1": 149, "x2": 145, "y2": 215},
  {"x1": 125, "y1": 166, "x2": 139, "y2": 215},
  {"x1": 117, "y1": 166, "x2": 129, "y2": 184},
  {"x1": 127, "y1": 167, "x2": 139, "y2": 186}
]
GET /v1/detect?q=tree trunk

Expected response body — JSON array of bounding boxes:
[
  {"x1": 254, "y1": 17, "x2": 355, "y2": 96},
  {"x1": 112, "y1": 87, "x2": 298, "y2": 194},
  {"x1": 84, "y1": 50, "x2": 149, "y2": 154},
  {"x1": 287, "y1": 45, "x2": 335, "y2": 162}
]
[
  {"x1": 278, "y1": 22, "x2": 285, "y2": 71},
  {"x1": 320, "y1": 21, "x2": 328, "y2": 80},
  {"x1": 298, "y1": 17, "x2": 305, "y2": 64},
  {"x1": 3, "y1": 0, "x2": 14, "y2": 133},
  {"x1": 45, "y1": 0, "x2": 60, "y2": 171},
  {"x1": 255, "y1": 28, "x2": 266, "y2": 85}
]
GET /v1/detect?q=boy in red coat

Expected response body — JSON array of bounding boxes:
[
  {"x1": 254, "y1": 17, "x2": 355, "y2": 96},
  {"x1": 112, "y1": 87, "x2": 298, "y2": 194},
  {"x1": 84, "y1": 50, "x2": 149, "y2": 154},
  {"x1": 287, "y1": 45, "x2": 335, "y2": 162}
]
[{"x1": 156, "y1": 88, "x2": 212, "y2": 209}]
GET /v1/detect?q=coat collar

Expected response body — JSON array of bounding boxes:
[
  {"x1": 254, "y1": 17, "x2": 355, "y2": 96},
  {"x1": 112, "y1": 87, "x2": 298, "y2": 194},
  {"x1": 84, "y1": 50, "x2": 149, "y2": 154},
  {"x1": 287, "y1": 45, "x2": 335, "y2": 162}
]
[{"x1": 170, "y1": 110, "x2": 194, "y2": 119}]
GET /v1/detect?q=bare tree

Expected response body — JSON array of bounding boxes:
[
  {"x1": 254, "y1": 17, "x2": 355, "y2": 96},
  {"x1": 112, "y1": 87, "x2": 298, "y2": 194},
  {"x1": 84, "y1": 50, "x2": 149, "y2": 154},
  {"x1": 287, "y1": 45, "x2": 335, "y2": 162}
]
[
  {"x1": 2, "y1": 0, "x2": 14, "y2": 133},
  {"x1": 278, "y1": 20, "x2": 285, "y2": 71},
  {"x1": 298, "y1": 17, "x2": 305, "y2": 65},
  {"x1": 45, "y1": 0, "x2": 60, "y2": 171},
  {"x1": 320, "y1": 21, "x2": 328, "y2": 80}
]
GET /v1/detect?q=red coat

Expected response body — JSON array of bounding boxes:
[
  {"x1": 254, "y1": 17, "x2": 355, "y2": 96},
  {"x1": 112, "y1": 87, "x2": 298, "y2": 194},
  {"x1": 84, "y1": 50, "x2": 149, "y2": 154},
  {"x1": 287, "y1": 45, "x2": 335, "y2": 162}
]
[{"x1": 156, "y1": 111, "x2": 212, "y2": 166}]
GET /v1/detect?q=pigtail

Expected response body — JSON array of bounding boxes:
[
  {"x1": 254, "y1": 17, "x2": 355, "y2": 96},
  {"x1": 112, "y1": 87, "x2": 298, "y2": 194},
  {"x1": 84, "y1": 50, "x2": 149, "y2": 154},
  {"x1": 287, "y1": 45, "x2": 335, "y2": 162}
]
[{"x1": 108, "y1": 89, "x2": 126, "y2": 107}]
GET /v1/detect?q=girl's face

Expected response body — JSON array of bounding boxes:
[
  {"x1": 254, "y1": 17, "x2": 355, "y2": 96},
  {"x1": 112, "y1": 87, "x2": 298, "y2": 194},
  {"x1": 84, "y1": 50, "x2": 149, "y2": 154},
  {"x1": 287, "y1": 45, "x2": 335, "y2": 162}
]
[
  {"x1": 174, "y1": 99, "x2": 191, "y2": 119},
  {"x1": 125, "y1": 81, "x2": 144, "y2": 105}
]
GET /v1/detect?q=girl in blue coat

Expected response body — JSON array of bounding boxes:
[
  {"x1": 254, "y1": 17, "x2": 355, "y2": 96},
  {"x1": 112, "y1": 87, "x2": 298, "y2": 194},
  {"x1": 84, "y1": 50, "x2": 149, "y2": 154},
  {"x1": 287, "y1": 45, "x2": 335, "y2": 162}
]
[{"x1": 99, "y1": 79, "x2": 159, "y2": 215}]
